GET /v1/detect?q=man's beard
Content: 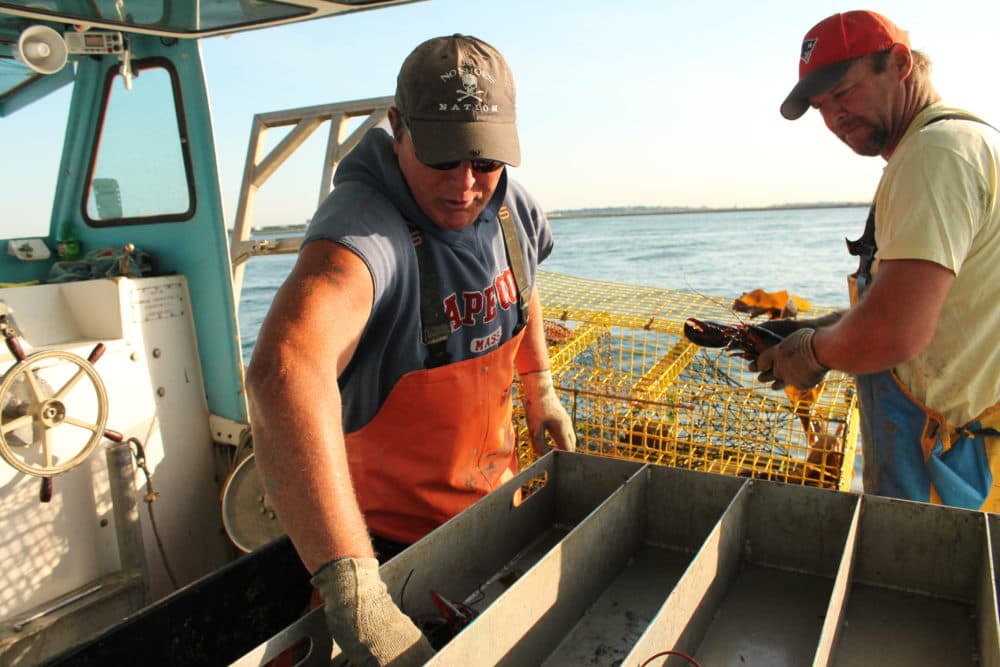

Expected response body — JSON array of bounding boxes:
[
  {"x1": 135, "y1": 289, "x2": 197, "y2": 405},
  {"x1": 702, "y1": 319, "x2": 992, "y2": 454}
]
[
  {"x1": 855, "y1": 127, "x2": 888, "y2": 156},
  {"x1": 839, "y1": 120, "x2": 887, "y2": 156}
]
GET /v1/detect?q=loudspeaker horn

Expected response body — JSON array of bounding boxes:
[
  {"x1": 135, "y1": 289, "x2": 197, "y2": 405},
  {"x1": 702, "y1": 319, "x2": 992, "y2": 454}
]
[{"x1": 13, "y1": 25, "x2": 69, "y2": 75}]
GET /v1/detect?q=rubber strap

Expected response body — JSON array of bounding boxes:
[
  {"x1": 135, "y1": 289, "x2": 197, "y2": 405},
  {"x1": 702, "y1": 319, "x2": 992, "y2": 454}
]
[{"x1": 408, "y1": 204, "x2": 530, "y2": 368}]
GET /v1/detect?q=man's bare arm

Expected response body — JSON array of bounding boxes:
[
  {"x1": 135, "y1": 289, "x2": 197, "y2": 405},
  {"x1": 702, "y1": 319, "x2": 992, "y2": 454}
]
[
  {"x1": 245, "y1": 240, "x2": 376, "y2": 574},
  {"x1": 813, "y1": 258, "x2": 954, "y2": 374}
]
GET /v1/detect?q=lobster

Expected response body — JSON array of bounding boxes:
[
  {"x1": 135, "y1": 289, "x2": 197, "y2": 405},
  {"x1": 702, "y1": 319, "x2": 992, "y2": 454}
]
[
  {"x1": 416, "y1": 589, "x2": 480, "y2": 649},
  {"x1": 682, "y1": 317, "x2": 784, "y2": 362}
]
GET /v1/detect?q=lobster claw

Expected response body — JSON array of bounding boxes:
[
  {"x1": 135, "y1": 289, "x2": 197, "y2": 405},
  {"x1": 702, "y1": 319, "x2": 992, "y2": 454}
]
[
  {"x1": 682, "y1": 318, "x2": 737, "y2": 349},
  {"x1": 429, "y1": 589, "x2": 476, "y2": 626},
  {"x1": 683, "y1": 317, "x2": 784, "y2": 363}
]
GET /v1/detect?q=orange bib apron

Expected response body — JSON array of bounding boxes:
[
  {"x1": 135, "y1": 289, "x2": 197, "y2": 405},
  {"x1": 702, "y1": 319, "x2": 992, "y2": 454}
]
[{"x1": 345, "y1": 329, "x2": 525, "y2": 544}]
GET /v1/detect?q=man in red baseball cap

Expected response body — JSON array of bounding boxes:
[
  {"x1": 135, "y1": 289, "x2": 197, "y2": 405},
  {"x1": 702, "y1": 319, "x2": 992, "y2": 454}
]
[
  {"x1": 751, "y1": 11, "x2": 1000, "y2": 514},
  {"x1": 780, "y1": 10, "x2": 909, "y2": 121}
]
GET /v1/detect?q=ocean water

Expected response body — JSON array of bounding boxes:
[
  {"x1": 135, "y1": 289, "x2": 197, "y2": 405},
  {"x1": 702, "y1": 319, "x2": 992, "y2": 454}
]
[{"x1": 238, "y1": 205, "x2": 865, "y2": 362}]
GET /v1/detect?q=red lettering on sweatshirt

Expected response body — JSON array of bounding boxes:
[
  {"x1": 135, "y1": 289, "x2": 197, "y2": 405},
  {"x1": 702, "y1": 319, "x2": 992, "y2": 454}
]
[
  {"x1": 441, "y1": 270, "x2": 520, "y2": 330},
  {"x1": 443, "y1": 294, "x2": 463, "y2": 332},
  {"x1": 462, "y1": 292, "x2": 484, "y2": 325}
]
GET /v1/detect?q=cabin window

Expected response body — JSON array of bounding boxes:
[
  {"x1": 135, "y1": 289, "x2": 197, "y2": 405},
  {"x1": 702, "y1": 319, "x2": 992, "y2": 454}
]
[
  {"x1": 1, "y1": 75, "x2": 72, "y2": 237},
  {"x1": 84, "y1": 59, "x2": 194, "y2": 225}
]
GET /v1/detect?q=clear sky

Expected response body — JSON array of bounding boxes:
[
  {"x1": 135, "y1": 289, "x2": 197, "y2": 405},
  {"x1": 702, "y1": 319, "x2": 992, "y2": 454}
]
[
  {"x1": 6, "y1": 1, "x2": 1000, "y2": 230},
  {"x1": 198, "y1": 0, "x2": 1000, "y2": 225}
]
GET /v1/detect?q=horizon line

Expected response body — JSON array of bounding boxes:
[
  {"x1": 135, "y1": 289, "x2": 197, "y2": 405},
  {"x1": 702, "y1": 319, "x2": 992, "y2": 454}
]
[{"x1": 246, "y1": 201, "x2": 869, "y2": 232}]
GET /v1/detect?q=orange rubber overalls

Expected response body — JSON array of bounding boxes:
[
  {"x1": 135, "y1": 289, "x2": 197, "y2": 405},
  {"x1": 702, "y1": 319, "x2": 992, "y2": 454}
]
[
  {"x1": 344, "y1": 205, "x2": 531, "y2": 544},
  {"x1": 344, "y1": 330, "x2": 524, "y2": 544}
]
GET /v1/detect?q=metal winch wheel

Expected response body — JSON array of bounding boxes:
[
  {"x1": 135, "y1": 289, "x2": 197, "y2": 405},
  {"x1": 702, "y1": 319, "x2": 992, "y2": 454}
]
[
  {"x1": 221, "y1": 453, "x2": 287, "y2": 552},
  {"x1": 0, "y1": 349, "x2": 109, "y2": 476}
]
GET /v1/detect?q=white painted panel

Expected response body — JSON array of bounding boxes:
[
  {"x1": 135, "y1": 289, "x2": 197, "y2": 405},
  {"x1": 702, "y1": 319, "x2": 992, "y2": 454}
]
[{"x1": 0, "y1": 277, "x2": 228, "y2": 623}]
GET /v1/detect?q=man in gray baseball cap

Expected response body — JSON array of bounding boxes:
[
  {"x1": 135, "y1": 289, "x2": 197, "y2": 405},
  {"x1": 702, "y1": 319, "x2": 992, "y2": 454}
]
[{"x1": 248, "y1": 34, "x2": 575, "y2": 666}]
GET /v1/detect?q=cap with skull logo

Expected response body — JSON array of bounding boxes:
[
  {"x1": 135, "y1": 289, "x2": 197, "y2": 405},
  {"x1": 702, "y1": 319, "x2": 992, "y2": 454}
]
[{"x1": 395, "y1": 34, "x2": 520, "y2": 167}]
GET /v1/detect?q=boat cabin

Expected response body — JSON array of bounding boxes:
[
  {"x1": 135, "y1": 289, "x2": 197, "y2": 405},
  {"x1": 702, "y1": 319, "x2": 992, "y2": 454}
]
[{"x1": 0, "y1": 2, "x2": 416, "y2": 664}]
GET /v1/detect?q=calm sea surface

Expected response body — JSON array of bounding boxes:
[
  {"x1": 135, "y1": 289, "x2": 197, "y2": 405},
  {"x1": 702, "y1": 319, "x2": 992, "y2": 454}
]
[{"x1": 238, "y1": 205, "x2": 864, "y2": 362}]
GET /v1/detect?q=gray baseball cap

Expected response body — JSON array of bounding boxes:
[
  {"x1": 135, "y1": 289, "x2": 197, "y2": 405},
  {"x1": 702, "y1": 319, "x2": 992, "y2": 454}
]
[{"x1": 395, "y1": 34, "x2": 520, "y2": 167}]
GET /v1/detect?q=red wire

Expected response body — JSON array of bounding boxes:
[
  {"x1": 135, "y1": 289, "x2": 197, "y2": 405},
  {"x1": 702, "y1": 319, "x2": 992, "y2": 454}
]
[{"x1": 639, "y1": 649, "x2": 702, "y2": 667}]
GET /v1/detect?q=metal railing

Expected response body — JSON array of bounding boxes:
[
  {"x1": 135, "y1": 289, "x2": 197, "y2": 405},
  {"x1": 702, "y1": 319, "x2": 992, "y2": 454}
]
[{"x1": 228, "y1": 96, "x2": 393, "y2": 300}]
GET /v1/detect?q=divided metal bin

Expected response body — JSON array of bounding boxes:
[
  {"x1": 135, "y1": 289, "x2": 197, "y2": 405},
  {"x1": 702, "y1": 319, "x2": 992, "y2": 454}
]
[{"x1": 238, "y1": 452, "x2": 1000, "y2": 667}]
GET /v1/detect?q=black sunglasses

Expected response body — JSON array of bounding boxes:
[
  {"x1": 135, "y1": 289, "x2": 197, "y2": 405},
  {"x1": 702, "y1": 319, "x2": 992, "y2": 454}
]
[{"x1": 423, "y1": 158, "x2": 505, "y2": 174}]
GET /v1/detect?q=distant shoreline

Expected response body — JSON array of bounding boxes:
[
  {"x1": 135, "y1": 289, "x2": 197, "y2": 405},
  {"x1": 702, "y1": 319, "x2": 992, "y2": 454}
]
[
  {"x1": 250, "y1": 202, "x2": 868, "y2": 233},
  {"x1": 547, "y1": 202, "x2": 868, "y2": 220}
]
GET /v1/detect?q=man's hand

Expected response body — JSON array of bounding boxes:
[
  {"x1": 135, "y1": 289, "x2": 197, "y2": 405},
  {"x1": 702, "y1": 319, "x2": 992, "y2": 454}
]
[
  {"x1": 751, "y1": 328, "x2": 827, "y2": 390},
  {"x1": 520, "y1": 369, "x2": 576, "y2": 456},
  {"x1": 312, "y1": 557, "x2": 434, "y2": 667},
  {"x1": 756, "y1": 311, "x2": 844, "y2": 338}
]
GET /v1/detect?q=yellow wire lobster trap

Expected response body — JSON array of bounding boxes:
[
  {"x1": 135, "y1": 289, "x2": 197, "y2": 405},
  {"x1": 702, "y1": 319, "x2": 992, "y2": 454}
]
[{"x1": 514, "y1": 271, "x2": 859, "y2": 491}]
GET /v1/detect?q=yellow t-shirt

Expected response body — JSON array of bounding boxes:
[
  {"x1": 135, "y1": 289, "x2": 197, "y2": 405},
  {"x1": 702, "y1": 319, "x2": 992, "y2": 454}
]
[{"x1": 873, "y1": 102, "x2": 1000, "y2": 425}]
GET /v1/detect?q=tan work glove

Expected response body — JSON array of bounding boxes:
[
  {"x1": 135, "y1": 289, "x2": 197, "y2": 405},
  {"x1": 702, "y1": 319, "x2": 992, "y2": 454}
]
[
  {"x1": 520, "y1": 369, "x2": 576, "y2": 456},
  {"x1": 755, "y1": 311, "x2": 844, "y2": 338},
  {"x1": 311, "y1": 557, "x2": 434, "y2": 667},
  {"x1": 751, "y1": 328, "x2": 827, "y2": 390}
]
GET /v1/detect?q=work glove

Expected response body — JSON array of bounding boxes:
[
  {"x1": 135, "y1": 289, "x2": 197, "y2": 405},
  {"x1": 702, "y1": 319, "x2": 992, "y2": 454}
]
[
  {"x1": 755, "y1": 311, "x2": 844, "y2": 338},
  {"x1": 751, "y1": 328, "x2": 827, "y2": 391},
  {"x1": 311, "y1": 557, "x2": 434, "y2": 667},
  {"x1": 520, "y1": 369, "x2": 577, "y2": 456}
]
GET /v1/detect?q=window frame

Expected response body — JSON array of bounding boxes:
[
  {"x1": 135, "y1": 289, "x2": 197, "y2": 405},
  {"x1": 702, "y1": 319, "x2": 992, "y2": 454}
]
[{"x1": 81, "y1": 56, "x2": 197, "y2": 227}]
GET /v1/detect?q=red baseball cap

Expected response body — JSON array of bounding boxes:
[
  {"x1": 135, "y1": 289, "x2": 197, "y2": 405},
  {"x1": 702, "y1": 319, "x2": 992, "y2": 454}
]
[{"x1": 781, "y1": 10, "x2": 909, "y2": 120}]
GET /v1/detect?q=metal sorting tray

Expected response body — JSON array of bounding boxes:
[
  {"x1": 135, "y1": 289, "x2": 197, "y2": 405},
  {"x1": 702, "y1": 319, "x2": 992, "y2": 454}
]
[{"x1": 237, "y1": 452, "x2": 1000, "y2": 667}]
